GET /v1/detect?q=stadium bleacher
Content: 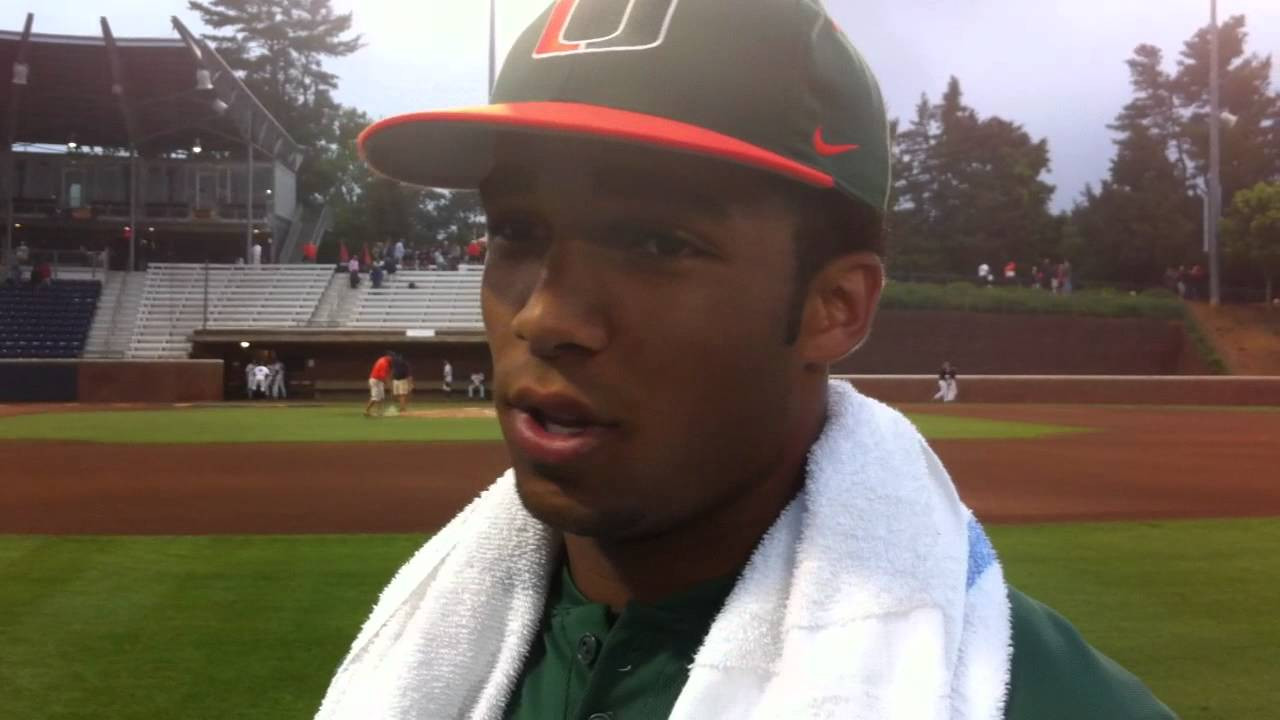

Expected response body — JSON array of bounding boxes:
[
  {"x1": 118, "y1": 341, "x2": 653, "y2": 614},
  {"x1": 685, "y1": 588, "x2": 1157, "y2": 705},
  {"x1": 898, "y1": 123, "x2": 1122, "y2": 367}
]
[
  {"x1": 347, "y1": 270, "x2": 483, "y2": 330},
  {"x1": 128, "y1": 264, "x2": 334, "y2": 358},
  {"x1": 0, "y1": 279, "x2": 102, "y2": 358}
]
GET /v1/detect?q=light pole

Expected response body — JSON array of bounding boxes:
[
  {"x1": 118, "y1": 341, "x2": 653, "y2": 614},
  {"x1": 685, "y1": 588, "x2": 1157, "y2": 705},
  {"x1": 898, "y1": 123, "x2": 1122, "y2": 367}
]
[
  {"x1": 488, "y1": 0, "x2": 497, "y2": 99},
  {"x1": 1207, "y1": 0, "x2": 1223, "y2": 306}
]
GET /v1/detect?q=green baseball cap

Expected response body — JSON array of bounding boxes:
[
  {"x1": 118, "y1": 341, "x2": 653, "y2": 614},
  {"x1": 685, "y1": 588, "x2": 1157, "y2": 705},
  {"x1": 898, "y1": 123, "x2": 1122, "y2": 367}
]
[{"x1": 359, "y1": 0, "x2": 891, "y2": 211}]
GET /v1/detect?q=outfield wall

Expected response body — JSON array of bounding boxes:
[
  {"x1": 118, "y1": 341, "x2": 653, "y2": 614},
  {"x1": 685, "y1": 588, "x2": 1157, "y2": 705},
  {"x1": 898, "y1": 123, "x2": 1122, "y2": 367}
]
[
  {"x1": 0, "y1": 360, "x2": 224, "y2": 403},
  {"x1": 835, "y1": 310, "x2": 1208, "y2": 375},
  {"x1": 839, "y1": 375, "x2": 1280, "y2": 405}
]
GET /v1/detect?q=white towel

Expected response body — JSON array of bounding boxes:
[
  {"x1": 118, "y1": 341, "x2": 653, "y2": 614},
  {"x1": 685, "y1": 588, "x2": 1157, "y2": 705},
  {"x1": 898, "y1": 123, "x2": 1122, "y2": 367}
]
[{"x1": 316, "y1": 380, "x2": 1012, "y2": 720}]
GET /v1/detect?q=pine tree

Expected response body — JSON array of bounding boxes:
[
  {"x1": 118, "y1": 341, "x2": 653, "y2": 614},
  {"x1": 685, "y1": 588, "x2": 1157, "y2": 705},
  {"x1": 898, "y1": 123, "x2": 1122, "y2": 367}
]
[
  {"x1": 1172, "y1": 15, "x2": 1280, "y2": 203},
  {"x1": 188, "y1": 0, "x2": 364, "y2": 200},
  {"x1": 887, "y1": 78, "x2": 1057, "y2": 277}
]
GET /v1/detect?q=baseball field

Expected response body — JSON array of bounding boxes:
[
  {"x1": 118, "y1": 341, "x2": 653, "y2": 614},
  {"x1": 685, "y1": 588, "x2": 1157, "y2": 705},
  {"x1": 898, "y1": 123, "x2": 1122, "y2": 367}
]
[{"x1": 1, "y1": 398, "x2": 1278, "y2": 720}]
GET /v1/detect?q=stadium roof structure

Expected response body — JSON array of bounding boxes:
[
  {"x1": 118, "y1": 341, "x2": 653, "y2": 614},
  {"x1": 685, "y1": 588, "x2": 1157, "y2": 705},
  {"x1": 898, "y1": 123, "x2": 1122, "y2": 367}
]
[{"x1": 0, "y1": 13, "x2": 300, "y2": 169}]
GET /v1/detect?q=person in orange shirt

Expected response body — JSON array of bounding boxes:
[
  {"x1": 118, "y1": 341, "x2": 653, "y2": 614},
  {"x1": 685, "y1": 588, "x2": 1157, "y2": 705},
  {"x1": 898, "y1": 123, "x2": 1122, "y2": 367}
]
[{"x1": 365, "y1": 353, "x2": 393, "y2": 417}]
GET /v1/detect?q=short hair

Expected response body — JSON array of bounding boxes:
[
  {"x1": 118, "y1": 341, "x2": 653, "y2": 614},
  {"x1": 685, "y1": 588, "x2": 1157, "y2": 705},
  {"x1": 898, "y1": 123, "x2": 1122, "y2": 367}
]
[{"x1": 780, "y1": 183, "x2": 885, "y2": 344}]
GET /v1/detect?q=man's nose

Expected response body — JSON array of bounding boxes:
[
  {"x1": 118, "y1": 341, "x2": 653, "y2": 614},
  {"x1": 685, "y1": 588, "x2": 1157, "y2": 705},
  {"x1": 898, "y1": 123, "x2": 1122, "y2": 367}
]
[{"x1": 509, "y1": 241, "x2": 609, "y2": 361}]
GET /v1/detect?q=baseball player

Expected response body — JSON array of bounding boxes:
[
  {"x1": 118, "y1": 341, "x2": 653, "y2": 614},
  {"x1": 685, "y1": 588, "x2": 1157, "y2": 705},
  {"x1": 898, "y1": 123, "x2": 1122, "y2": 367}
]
[
  {"x1": 390, "y1": 352, "x2": 414, "y2": 413},
  {"x1": 934, "y1": 361, "x2": 959, "y2": 402},
  {"x1": 467, "y1": 371, "x2": 486, "y2": 400},
  {"x1": 243, "y1": 361, "x2": 256, "y2": 399},
  {"x1": 269, "y1": 357, "x2": 288, "y2": 400},
  {"x1": 364, "y1": 353, "x2": 392, "y2": 418},
  {"x1": 441, "y1": 359, "x2": 453, "y2": 393},
  {"x1": 318, "y1": 2, "x2": 1173, "y2": 719},
  {"x1": 250, "y1": 362, "x2": 270, "y2": 399}
]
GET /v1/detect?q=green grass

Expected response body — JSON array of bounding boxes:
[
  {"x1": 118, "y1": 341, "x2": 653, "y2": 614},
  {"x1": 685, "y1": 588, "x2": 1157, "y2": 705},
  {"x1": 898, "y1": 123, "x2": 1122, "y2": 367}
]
[
  {"x1": 991, "y1": 518, "x2": 1280, "y2": 720},
  {"x1": 1, "y1": 519, "x2": 1273, "y2": 719},
  {"x1": 906, "y1": 413, "x2": 1089, "y2": 439},
  {"x1": 882, "y1": 281, "x2": 1188, "y2": 319},
  {"x1": 0, "y1": 405, "x2": 1085, "y2": 443},
  {"x1": 0, "y1": 534, "x2": 427, "y2": 720},
  {"x1": 0, "y1": 405, "x2": 503, "y2": 444}
]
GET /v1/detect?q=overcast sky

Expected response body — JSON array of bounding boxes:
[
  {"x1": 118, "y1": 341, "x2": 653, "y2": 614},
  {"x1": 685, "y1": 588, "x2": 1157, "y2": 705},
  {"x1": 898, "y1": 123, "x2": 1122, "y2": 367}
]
[{"x1": 13, "y1": 1, "x2": 1280, "y2": 210}]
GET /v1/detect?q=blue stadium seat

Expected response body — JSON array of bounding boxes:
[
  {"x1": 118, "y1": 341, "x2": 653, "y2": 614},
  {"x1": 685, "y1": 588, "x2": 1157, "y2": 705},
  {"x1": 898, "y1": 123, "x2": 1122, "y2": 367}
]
[{"x1": 0, "y1": 280, "x2": 102, "y2": 359}]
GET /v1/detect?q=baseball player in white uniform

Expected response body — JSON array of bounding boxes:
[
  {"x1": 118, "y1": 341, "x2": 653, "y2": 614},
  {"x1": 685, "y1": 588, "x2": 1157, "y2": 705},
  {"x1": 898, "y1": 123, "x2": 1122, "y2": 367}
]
[
  {"x1": 442, "y1": 360, "x2": 454, "y2": 393},
  {"x1": 467, "y1": 371, "x2": 486, "y2": 400}
]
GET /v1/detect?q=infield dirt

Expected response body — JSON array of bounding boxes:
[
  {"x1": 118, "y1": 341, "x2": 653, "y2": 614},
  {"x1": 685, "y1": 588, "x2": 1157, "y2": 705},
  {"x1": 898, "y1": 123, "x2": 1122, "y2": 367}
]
[{"x1": 1, "y1": 405, "x2": 1276, "y2": 534}]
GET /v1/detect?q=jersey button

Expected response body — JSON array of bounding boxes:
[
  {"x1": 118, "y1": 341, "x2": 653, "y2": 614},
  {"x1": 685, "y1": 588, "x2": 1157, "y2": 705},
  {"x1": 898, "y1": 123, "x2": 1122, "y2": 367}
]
[{"x1": 576, "y1": 633, "x2": 600, "y2": 666}]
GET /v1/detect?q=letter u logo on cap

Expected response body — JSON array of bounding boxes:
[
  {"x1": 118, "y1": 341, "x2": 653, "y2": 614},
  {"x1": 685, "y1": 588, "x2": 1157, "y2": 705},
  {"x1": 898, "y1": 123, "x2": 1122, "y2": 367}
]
[{"x1": 533, "y1": 0, "x2": 682, "y2": 58}]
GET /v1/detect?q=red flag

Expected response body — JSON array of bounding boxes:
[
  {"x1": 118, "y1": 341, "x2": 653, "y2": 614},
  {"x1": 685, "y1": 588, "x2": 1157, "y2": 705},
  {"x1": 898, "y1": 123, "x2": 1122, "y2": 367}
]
[
  {"x1": 362, "y1": 243, "x2": 372, "y2": 266},
  {"x1": 339, "y1": 243, "x2": 349, "y2": 263}
]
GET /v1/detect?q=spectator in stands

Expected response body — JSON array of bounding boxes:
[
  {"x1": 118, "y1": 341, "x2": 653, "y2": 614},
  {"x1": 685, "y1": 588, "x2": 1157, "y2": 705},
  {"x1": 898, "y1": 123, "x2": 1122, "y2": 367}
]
[
  {"x1": 976, "y1": 262, "x2": 992, "y2": 287},
  {"x1": 6, "y1": 262, "x2": 21, "y2": 286},
  {"x1": 348, "y1": 256, "x2": 361, "y2": 289},
  {"x1": 270, "y1": 355, "x2": 288, "y2": 399},
  {"x1": 442, "y1": 359, "x2": 453, "y2": 393},
  {"x1": 394, "y1": 239, "x2": 406, "y2": 266},
  {"x1": 1163, "y1": 266, "x2": 1179, "y2": 294},
  {"x1": 15, "y1": 241, "x2": 29, "y2": 265},
  {"x1": 468, "y1": 370, "x2": 487, "y2": 400},
  {"x1": 371, "y1": 260, "x2": 386, "y2": 289},
  {"x1": 1058, "y1": 260, "x2": 1073, "y2": 296},
  {"x1": 1176, "y1": 266, "x2": 1188, "y2": 298},
  {"x1": 1003, "y1": 260, "x2": 1017, "y2": 285},
  {"x1": 391, "y1": 352, "x2": 414, "y2": 413},
  {"x1": 1189, "y1": 265, "x2": 1205, "y2": 300},
  {"x1": 250, "y1": 242, "x2": 263, "y2": 265},
  {"x1": 32, "y1": 258, "x2": 52, "y2": 287},
  {"x1": 302, "y1": 240, "x2": 318, "y2": 263},
  {"x1": 366, "y1": 353, "x2": 394, "y2": 417},
  {"x1": 466, "y1": 238, "x2": 484, "y2": 265}
]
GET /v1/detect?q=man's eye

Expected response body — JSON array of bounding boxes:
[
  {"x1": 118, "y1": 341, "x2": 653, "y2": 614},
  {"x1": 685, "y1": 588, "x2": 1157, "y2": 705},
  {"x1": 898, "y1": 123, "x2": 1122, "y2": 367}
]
[{"x1": 621, "y1": 229, "x2": 700, "y2": 258}]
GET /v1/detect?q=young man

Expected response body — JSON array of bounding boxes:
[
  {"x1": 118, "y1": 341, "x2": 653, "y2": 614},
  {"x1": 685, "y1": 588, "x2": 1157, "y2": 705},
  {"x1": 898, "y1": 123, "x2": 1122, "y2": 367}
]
[
  {"x1": 467, "y1": 371, "x2": 487, "y2": 400},
  {"x1": 390, "y1": 352, "x2": 414, "y2": 413},
  {"x1": 441, "y1": 359, "x2": 453, "y2": 393},
  {"x1": 318, "y1": 2, "x2": 1173, "y2": 719},
  {"x1": 365, "y1": 353, "x2": 392, "y2": 418}
]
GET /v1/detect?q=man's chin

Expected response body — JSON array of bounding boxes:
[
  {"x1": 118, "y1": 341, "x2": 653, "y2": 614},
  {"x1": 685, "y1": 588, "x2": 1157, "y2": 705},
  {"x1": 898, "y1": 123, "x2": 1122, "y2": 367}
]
[{"x1": 512, "y1": 466, "x2": 645, "y2": 539}]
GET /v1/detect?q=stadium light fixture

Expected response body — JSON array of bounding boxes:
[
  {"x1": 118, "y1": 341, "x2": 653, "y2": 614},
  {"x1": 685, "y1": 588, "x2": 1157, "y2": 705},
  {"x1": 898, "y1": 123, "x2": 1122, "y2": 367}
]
[
  {"x1": 148, "y1": 227, "x2": 156, "y2": 232},
  {"x1": 192, "y1": 137, "x2": 203, "y2": 155},
  {"x1": 12, "y1": 61, "x2": 29, "y2": 85},
  {"x1": 196, "y1": 68, "x2": 213, "y2": 91},
  {"x1": 13, "y1": 223, "x2": 21, "y2": 229},
  {"x1": 240, "y1": 341, "x2": 251, "y2": 349}
]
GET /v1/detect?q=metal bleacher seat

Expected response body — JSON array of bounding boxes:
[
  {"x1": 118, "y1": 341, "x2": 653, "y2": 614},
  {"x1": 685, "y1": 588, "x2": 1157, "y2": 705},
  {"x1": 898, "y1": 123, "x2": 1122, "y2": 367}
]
[
  {"x1": 126, "y1": 263, "x2": 333, "y2": 358},
  {"x1": 346, "y1": 270, "x2": 483, "y2": 330}
]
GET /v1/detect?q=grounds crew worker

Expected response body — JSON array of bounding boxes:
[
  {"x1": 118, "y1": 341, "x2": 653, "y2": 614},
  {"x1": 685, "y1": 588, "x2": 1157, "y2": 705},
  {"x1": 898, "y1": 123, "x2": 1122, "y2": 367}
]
[{"x1": 318, "y1": 1, "x2": 1174, "y2": 718}]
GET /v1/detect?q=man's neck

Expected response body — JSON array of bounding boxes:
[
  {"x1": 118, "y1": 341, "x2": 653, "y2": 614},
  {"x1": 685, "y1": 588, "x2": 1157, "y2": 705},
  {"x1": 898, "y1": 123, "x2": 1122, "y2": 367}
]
[{"x1": 563, "y1": 392, "x2": 827, "y2": 612}]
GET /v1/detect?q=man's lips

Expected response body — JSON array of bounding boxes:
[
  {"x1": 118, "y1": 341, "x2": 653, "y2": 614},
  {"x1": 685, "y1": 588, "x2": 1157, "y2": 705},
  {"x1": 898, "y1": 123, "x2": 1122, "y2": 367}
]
[{"x1": 505, "y1": 390, "x2": 619, "y2": 465}]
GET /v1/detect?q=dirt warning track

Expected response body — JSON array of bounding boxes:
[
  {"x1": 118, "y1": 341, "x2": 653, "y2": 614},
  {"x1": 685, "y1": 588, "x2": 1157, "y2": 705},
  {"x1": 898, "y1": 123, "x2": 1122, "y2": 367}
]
[{"x1": 1, "y1": 404, "x2": 1277, "y2": 534}]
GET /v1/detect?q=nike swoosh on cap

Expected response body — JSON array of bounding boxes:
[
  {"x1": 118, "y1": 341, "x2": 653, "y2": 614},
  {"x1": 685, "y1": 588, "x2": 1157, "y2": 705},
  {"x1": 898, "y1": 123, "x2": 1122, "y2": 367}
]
[{"x1": 812, "y1": 127, "x2": 860, "y2": 157}]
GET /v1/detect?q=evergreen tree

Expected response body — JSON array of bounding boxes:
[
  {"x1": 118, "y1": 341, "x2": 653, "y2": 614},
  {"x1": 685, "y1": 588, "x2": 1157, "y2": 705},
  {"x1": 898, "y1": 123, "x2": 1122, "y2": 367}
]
[
  {"x1": 1172, "y1": 15, "x2": 1280, "y2": 204},
  {"x1": 188, "y1": 0, "x2": 364, "y2": 200},
  {"x1": 887, "y1": 78, "x2": 1057, "y2": 277}
]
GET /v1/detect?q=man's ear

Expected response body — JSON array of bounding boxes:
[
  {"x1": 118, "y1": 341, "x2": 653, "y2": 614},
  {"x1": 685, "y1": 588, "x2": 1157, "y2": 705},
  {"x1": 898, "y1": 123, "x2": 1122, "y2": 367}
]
[{"x1": 795, "y1": 252, "x2": 884, "y2": 365}]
